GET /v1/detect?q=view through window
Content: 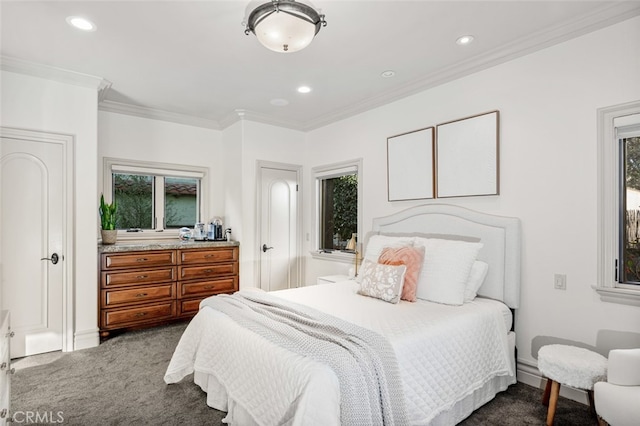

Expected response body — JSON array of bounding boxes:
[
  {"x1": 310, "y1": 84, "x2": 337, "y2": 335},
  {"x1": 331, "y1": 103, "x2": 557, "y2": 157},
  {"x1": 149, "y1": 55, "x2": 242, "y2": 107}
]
[
  {"x1": 113, "y1": 173, "x2": 154, "y2": 229},
  {"x1": 622, "y1": 135, "x2": 640, "y2": 285},
  {"x1": 113, "y1": 173, "x2": 199, "y2": 231},
  {"x1": 319, "y1": 173, "x2": 358, "y2": 251}
]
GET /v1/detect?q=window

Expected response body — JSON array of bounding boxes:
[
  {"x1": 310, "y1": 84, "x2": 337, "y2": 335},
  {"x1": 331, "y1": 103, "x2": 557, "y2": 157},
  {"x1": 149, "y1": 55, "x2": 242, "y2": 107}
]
[
  {"x1": 597, "y1": 101, "x2": 640, "y2": 306},
  {"x1": 313, "y1": 159, "x2": 362, "y2": 261},
  {"x1": 621, "y1": 135, "x2": 640, "y2": 285},
  {"x1": 104, "y1": 158, "x2": 208, "y2": 238}
]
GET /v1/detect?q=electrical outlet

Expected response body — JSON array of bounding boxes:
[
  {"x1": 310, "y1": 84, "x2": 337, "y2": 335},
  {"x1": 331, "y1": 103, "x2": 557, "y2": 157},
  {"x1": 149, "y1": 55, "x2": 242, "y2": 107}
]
[{"x1": 554, "y1": 273, "x2": 567, "y2": 290}]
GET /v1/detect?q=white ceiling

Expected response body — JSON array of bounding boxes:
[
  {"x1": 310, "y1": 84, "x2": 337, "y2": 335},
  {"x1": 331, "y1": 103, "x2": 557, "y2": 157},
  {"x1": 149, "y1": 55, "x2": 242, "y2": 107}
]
[{"x1": 2, "y1": 1, "x2": 639, "y2": 131}]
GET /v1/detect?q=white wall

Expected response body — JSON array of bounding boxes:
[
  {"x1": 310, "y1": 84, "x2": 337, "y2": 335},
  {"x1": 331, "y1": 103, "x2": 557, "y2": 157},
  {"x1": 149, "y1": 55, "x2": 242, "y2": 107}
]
[
  {"x1": 98, "y1": 114, "x2": 306, "y2": 291},
  {"x1": 0, "y1": 70, "x2": 100, "y2": 350},
  {"x1": 303, "y1": 16, "x2": 640, "y2": 376},
  {"x1": 97, "y1": 111, "x2": 224, "y2": 220},
  {"x1": 226, "y1": 119, "x2": 306, "y2": 288},
  {"x1": 222, "y1": 120, "x2": 244, "y2": 246}
]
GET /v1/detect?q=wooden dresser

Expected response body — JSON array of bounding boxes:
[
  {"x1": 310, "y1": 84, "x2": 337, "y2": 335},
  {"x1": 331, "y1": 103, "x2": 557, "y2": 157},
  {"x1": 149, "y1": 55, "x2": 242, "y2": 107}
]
[{"x1": 99, "y1": 243, "x2": 238, "y2": 338}]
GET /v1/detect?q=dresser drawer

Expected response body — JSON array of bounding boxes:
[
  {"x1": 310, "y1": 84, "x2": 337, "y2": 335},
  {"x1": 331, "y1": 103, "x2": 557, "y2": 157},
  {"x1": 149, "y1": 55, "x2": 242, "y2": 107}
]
[
  {"x1": 179, "y1": 247, "x2": 237, "y2": 265},
  {"x1": 102, "y1": 267, "x2": 176, "y2": 287},
  {"x1": 102, "y1": 283, "x2": 176, "y2": 307},
  {"x1": 179, "y1": 263, "x2": 238, "y2": 281},
  {"x1": 102, "y1": 250, "x2": 176, "y2": 269},
  {"x1": 101, "y1": 302, "x2": 176, "y2": 329},
  {"x1": 178, "y1": 276, "x2": 237, "y2": 299},
  {"x1": 178, "y1": 299, "x2": 202, "y2": 316}
]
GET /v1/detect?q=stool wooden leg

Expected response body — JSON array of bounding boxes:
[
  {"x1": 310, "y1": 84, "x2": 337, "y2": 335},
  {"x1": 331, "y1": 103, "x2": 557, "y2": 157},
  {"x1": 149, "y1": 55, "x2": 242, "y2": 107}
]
[
  {"x1": 542, "y1": 379, "x2": 552, "y2": 406},
  {"x1": 587, "y1": 390, "x2": 598, "y2": 422},
  {"x1": 547, "y1": 380, "x2": 561, "y2": 426}
]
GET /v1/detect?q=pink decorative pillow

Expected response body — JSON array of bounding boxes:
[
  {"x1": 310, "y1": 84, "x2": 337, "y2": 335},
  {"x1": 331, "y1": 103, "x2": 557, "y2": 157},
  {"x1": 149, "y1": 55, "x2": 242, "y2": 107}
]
[{"x1": 378, "y1": 245, "x2": 425, "y2": 302}]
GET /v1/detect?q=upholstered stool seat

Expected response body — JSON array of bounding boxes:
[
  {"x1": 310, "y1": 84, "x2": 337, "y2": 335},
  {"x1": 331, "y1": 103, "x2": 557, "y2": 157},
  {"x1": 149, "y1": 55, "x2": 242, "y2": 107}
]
[{"x1": 538, "y1": 344, "x2": 608, "y2": 425}]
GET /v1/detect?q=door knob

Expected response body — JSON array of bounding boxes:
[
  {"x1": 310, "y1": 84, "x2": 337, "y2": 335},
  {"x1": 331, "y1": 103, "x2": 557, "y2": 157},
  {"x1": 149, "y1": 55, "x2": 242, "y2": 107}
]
[
  {"x1": 40, "y1": 253, "x2": 59, "y2": 265},
  {"x1": 262, "y1": 244, "x2": 274, "y2": 253}
]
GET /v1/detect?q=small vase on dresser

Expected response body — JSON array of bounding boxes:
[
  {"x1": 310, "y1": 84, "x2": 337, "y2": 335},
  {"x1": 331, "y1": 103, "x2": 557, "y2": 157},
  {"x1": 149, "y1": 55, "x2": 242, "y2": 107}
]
[{"x1": 101, "y1": 229, "x2": 117, "y2": 245}]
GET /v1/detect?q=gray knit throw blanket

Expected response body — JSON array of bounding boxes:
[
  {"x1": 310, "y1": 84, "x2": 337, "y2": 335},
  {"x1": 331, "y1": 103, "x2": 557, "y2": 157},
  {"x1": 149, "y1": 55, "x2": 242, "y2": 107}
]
[{"x1": 206, "y1": 290, "x2": 409, "y2": 426}]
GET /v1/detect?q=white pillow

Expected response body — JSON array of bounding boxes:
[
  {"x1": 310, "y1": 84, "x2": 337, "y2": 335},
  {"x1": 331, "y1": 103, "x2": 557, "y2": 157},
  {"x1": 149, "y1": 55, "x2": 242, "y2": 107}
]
[
  {"x1": 464, "y1": 261, "x2": 489, "y2": 302},
  {"x1": 357, "y1": 260, "x2": 407, "y2": 304},
  {"x1": 414, "y1": 238, "x2": 483, "y2": 305},
  {"x1": 363, "y1": 234, "x2": 413, "y2": 262}
]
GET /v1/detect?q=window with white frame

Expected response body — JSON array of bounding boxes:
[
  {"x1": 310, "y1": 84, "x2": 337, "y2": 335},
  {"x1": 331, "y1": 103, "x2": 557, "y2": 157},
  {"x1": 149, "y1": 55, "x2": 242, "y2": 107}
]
[
  {"x1": 313, "y1": 159, "x2": 362, "y2": 260},
  {"x1": 103, "y1": 158, "x2": 208, "y2": 237},
  {"x1": 597, "y1": 101, "x2": 640, "y2": 306}
]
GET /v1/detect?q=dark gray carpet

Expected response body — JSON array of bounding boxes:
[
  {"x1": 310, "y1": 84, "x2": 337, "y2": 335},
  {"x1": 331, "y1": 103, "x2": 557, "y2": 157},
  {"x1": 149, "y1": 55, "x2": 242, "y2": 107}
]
[{"x1": 12, "y1": 323, "x2": 595, "y2": 425}]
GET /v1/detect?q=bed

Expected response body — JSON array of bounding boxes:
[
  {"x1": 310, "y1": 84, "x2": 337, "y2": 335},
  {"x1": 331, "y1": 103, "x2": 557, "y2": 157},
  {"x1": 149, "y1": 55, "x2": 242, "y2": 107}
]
[{"x1": 165, "y1": 204, "x2": 521, "y2": 425}]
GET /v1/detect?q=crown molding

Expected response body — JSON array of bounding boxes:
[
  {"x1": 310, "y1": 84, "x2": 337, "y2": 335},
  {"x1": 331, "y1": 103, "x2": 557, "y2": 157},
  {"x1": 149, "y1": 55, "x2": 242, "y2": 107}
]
[
  {"x1": 98, "y1": 81, "x2": 113, "y2": 103},
  {"x1": 301, "y1": 2, "x2": 640, "y2": 131},
  {"x1": 98, "y1": 100, "x2": 221, "y2": 130},
  {"x1": 219, "y1": 108, "x2": 306, "y2": 131},
  {"x1": 0, "y1": 55, "x2": 110, "y2": 91}
]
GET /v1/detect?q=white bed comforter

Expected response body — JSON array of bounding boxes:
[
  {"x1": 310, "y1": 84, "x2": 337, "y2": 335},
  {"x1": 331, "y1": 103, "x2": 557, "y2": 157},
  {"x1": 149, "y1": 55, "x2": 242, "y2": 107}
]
[{"x1": 164, "y1": 281, "x2": 514, "y2": 426}]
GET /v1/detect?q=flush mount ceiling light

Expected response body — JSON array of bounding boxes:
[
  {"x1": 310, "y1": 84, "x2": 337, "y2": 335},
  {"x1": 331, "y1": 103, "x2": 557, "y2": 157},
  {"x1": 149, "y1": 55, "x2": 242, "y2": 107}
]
[
  {"x1": 244, "y1": 0, "x2": 327, "y2": 53},
  {"x1": 66, "y1": 16, "x2": 96, "y2": 32}
]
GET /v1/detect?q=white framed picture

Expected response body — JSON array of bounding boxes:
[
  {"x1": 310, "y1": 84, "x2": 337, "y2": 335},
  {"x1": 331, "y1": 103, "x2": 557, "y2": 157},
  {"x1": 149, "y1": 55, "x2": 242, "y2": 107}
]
[
  {"x1": 436, "y1": 111, "x2": 499, "y2": 198},
  {"x1": 387, "y1": 127, "x2": 435, "y2": 201}
]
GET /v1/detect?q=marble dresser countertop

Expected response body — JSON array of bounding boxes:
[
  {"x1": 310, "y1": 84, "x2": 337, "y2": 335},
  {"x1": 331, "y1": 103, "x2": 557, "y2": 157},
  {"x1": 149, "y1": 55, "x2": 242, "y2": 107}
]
[{"x1": 98, "y1": 239, "x2": 239, "y2": 253}]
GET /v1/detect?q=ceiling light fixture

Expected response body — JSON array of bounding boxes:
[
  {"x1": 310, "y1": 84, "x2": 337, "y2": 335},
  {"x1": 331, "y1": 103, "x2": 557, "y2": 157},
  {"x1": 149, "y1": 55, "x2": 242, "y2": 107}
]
[
  {"x1": 297, "y1": 86, "x2": 311, "y2": 93},
  {"x1": 456, "y1": 35, "x2": 475, "y2": 45},
  {"x1": 244, "y1": 0, "x2": 327, "y2": 53},
  {"x1": 66, "y1": 16, "x2": 96, "y2": 32}
]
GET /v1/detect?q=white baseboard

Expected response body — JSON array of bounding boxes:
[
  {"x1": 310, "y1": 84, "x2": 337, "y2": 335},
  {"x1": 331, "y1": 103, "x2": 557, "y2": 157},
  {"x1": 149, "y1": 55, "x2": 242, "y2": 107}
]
[
  {"x1": 517, "y1": 358, "x2": 589, "y2": 405},
  {"x1": 74, "y1": 328, "x2": 100, "y2": 351}
]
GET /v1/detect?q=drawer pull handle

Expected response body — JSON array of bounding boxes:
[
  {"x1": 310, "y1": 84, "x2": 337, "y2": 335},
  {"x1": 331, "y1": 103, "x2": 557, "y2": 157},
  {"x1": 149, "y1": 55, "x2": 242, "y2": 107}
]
[
  {"x1": 7, "y1": 367, "x2": 15, "y2": 375},
  {"x1": 203, "y1": 285, "x2": 214, "y2": 290},
  {"x1": 204, "y1": 254, "x2": 215, "y2": 258},
  {"x1": 0, "y1": 362, "x2": 6, "y2": 370},
  {"x1": 6, "y1": 331, "x2": 14, "y2": 338},
  {"x1": 204, "y1": 269, "x2": 213, "y2": 274},
  {"x1": 135, "y1": 293, "x2": 148, "y2": 298},
  {"x1": 136, "y1": 258, "x2": 148, "y2": 262},
  {"x1": 136, "y1": 275, "x2": 148, "y2": 280},
  {"x1": 135, "y1": 312, "x2": 147, "y2": 317}
]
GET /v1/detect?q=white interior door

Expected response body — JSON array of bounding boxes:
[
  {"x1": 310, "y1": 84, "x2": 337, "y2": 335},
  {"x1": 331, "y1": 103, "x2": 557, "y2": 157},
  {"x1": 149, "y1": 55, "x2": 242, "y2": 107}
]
[
  {"x1": 259, "y1": 166, "x2": 299, "y2": 291},
  {"x1": 1, "y1": 136, "x2": 64, "y2": 358}
]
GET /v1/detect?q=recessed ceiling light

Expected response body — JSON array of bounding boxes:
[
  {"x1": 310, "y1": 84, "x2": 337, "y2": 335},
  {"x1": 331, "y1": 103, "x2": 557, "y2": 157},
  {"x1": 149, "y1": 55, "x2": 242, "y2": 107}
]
[
  {"x1": 66, "y1": 16, "x2": 96, "y2": 32},
  {"x1": 456, "y1": 35, "x2": 474, "y2": 45},
  {"x1": 381, "y1": 70, "x2": 396, "y2": 78},
  {"x1": 297, "y1": 86, "x2": 312, "y2": 94},
  {"x1": 270, "y1": 98, "x2": 289, "y2": 107}
]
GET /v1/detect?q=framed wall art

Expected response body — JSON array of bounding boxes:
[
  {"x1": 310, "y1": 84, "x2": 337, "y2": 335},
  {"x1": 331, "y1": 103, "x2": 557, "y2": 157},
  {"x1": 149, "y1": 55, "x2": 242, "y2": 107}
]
[
  {"x1": 436, "y1": 111, "x2": 499, "y2": 198},
  {"x1": 387, "y1": 127, "x2": 435, "y2": 201}
]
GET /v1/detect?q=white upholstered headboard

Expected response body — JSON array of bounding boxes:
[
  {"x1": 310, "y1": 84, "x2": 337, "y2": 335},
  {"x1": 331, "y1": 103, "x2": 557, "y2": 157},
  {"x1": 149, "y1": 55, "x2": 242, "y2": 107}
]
[{"x1": 370, "y1": 204, "x2": 521, "y2": 308}]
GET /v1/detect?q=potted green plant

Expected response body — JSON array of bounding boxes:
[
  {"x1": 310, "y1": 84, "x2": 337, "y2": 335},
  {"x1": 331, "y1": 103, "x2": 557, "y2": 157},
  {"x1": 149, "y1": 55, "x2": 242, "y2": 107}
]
[{"x1": 99, "y1": 194, "x2": 118, "y2": 244}]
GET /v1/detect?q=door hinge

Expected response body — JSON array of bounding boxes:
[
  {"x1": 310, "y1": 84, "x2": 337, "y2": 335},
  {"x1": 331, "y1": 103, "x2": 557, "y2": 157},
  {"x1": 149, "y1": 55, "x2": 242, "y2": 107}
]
[{"x1": 296, "y1": 184, "x2": 299, "y2": 191}]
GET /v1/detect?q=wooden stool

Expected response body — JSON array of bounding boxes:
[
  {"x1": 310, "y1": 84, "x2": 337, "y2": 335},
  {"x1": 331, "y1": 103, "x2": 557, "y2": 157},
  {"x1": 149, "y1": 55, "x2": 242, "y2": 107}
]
[{"x1": 538, "y1": 344, "x2": 607, "y2": 425}]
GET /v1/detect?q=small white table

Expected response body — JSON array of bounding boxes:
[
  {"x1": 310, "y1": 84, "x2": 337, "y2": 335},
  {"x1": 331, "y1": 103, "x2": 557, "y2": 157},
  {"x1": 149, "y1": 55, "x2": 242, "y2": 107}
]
[{"x1": 316, "y1": 274, "x2": 350, "y2": 285}]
